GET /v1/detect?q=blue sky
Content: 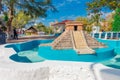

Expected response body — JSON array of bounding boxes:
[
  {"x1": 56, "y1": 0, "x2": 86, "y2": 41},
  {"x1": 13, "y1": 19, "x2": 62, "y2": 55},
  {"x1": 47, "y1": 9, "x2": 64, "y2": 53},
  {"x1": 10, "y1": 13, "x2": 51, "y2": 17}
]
[
  {"x1": 35, "y1": 0, "x2": 111, "y2": 26},
  {"x1": 36, "y1": 0, "x2": 91, "y2": 26}
]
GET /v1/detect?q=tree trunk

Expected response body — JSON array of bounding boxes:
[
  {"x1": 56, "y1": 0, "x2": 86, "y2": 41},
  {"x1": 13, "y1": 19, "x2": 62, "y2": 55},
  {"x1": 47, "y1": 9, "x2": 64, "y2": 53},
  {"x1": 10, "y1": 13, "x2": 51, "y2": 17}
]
[
  {"x1": 0, "y1": 0, "x2": 2, "y2": 11},
  {"x1": 7, "y1": 17, "x2": 13, "y2": 39},
  {"x1": 7, "y1": 8, "x2": 14, "y2": 40}
]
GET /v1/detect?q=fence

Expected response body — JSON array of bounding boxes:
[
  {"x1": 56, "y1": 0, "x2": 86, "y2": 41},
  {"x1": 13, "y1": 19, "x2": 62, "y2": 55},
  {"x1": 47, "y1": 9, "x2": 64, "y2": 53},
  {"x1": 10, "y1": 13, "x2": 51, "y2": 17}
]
[{"x1": 91, "y1": 32, "x2": 120, "y2": 39}]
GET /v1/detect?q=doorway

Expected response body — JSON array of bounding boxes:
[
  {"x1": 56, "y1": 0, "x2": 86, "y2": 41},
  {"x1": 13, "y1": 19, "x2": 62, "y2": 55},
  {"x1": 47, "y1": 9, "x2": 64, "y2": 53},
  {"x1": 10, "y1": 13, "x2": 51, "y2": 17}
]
[{"x1": 74, "y1": 26, "x2": 78, "y2": 31}]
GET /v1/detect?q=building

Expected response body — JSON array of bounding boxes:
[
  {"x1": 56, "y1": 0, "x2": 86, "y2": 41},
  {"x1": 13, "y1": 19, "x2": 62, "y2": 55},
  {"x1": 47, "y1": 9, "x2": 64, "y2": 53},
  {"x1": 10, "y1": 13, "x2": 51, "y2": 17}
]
[
  {"x1": 51, "y1": 20, "x2": 105, "y2": 54},
  {"x1": 51, "y1": 20, "x2": 73, "y2": 33},
  {"x1": 65, "y1": 21, "x2": 83, "y2": 31},
  {"x1": 25, "y1": 26, "x2": 38, "y2": 35}
]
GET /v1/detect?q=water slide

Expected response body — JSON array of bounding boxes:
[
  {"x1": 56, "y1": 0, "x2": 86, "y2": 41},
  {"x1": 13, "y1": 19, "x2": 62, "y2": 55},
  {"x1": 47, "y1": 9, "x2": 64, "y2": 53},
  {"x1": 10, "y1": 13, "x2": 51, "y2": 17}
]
[{"x1": 72, "y1": 31, "x2": 95, "y2": 54}]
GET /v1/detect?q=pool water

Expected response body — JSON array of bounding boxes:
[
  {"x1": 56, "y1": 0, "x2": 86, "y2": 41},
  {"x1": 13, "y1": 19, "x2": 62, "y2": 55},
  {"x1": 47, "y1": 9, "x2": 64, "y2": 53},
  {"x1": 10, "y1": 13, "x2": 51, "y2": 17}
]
[
  {"x1": 38, "y1": 46, "x2": 114, "y2": 62},
  {"x1": 101, "y1": 55, "x2": 120, "y2": 69},
  {"x1": 6, "y1": 39, "x2": 120, "y2": 69},
  {"x1": 101, "y1": 47, "x2": 120, "y2": 69},
  {"x1": 6, "y1": 40, "x2": 53, "y2": 63}
]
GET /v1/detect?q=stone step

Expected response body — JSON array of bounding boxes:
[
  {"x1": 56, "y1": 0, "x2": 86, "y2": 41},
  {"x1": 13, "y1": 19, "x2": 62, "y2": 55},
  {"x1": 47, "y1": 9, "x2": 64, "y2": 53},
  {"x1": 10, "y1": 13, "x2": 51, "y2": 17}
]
[
  {"x1": 52, "y1": 31, "x2": 73, "y2": 49},
  {"x1": 83, "y1": 31, "x2": 105, "y2": 48}
]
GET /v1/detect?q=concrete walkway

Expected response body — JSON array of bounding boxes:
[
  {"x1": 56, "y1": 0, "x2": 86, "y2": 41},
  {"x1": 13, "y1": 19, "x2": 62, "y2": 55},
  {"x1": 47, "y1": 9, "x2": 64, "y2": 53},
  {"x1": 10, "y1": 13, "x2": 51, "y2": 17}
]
[{"x1": 7, "y1": 35, "x2": 56, "y2": 43}]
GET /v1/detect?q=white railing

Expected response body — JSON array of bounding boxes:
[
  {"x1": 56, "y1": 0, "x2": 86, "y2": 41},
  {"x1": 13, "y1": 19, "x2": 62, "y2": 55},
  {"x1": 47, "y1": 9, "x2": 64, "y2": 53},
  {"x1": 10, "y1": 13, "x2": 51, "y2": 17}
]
[{"x1": 91, "y1": 32, "x2": 120, "y2": 39}]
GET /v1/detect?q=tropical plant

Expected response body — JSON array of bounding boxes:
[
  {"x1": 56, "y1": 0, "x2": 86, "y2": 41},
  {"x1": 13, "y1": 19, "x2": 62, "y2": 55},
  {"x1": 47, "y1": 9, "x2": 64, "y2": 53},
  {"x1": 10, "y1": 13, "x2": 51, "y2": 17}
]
[
  {"x1": 44, "y1": 26, "x2": 53, "y2": 34},
  {"x1": 0, "y1": 16, "x2": 6, "y2": 32},
  {"x1": 87, "y1": 0, "x2": 103, "y2": 26},
  {"x1": 112, "y1": 8, "x2": 120, "y2": 31},
  {"x1": 12, "y1": 11, "x2": 32, "y2": 28},
  {"x1": 1, "y1": 26, "x2": 7, "y2": 31},
  {"x1": 102, "y1": 0, "x2": 120, "y2": 10},
  {"x1": 76, "y1": 17, "x2": 88, "y2": 25},
  {"x1": 35, "y1": 22, "x2": 46, "y2": 31},
  {"x1": 100, "y1": 13, "x2": 114, "y2": 31},
  {"x1": 1, "y1": 0, "x2": 56, "y2": 39},
  {"x1": 106, "y1": 12, "x2": 115, "y2": 31},
  {"x1": 87, "y1": 0, "x2": 120, "y2": 11},
  {"x1": 35, "y1": 22, "x2": 53, "y2": 34},
  {"x1": 86, "y1": 0, "x2": 120, "y2": 32},
  {"x1": 76, "y1": 16, "x2": 91, "y2": 31}
]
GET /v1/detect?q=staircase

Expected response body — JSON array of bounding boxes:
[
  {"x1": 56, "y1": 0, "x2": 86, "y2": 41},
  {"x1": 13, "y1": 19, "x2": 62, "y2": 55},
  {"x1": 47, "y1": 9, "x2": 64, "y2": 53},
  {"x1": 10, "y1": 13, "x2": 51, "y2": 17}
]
[
  {"x1": 83, "y1": 31, "x2": 105, "y2": 48},
  {"x1": 72, "y1": 31, "x2": 88, "y2": 49},
  {"x1": 72, "y1": 31, "x2": 95, "y2": 54},
  {"x1": 51, "y1": 30, "x2": 73, "y2": 49},
  {"x1": 51, "y1": 30, "x2": 105, "y2": 54}
]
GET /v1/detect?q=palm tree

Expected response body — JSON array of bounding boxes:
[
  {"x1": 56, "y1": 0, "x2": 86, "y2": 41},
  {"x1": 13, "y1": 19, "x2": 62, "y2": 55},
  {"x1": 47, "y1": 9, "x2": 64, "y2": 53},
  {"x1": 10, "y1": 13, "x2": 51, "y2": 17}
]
[
  {"x1": 76, "y1": 17, "x2": 88, "y2": 25},
  {"x1": 1, "y1": 0, "x2": 56, "y2": 39},
  {"x1": 86, "y1": 0, "x2": 120, "y2": 32},
  {"x1": 87, "y1": 0, "x2": 103, "y2": 26},
  {"x1": 35, "y1": 22, "x2": 46, "y2": 32},
  {"x1": 76, "y1": 17, "x2": 90, "y2": 31},
  {"x1": 87, "y1": 0, "x2": 120, "y2": 10}
]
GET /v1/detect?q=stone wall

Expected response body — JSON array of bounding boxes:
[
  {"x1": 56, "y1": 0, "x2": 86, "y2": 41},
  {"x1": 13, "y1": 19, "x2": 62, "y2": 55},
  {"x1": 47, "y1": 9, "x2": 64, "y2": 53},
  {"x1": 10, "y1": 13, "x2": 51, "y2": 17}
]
[
  {"x1": 65, "y1": 21, "x2": 83, "y2": 31},
  {"x1": 66, "y1": 25, "x2": 83, "y2": 31}
]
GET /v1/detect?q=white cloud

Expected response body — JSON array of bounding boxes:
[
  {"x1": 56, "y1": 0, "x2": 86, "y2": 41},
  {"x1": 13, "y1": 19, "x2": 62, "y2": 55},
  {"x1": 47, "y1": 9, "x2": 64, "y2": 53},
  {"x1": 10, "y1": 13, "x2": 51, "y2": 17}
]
[
  {"x1": 56, "y1": 0, "x2": 81, "y2": 8},
  {"x1": 66, "y1": 0, "x2": 74, "y2": 2},
  {"x1": 66, "y1": 0, "x2": 81, "y2": 4},
  {"x1": 67, "y1": 15, "x2": 76, "y2": 19},
  {"x1": 60, "y1": 16, "x2": 66, "y2": 20},
  {"x1": 59, "y1": 15, "x2": 79, "y2": 21},
  {"x1": 56, "y1": 2, "x2": 66, "y2": 8},
  {"x1": 87, "y1": 11, "x2": 113, "y2": 19},
  {"x1": 41, "y1": 18, "x2": 45, "y2": 21}
]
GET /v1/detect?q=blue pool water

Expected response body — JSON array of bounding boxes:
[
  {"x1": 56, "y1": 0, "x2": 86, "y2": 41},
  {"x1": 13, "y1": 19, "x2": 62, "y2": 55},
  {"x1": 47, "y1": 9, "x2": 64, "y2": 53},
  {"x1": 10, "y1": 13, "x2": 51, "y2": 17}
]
[
  {"x1": 38, "y1": 46, "x2": 114, "y2": 62},
  {"x1": 5, "y1": 39, "x2": 120, "y2": 69},
  {"x1": 6, "y1": 40, "x2": 53, "y2": 63}
]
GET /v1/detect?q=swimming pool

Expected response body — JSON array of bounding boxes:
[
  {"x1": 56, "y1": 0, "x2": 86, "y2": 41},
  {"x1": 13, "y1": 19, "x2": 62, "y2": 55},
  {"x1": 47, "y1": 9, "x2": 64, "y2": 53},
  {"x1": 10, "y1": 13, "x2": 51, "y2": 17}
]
[
  {"x1": 6, "y1": 40, "x2": 53, "y2": 63},
  {"x1": 5, "y1": 39, "x2": 120, "y2": 69},
  {"x1": 38, "y1": 46, "x2": 114, "y2": 62}
]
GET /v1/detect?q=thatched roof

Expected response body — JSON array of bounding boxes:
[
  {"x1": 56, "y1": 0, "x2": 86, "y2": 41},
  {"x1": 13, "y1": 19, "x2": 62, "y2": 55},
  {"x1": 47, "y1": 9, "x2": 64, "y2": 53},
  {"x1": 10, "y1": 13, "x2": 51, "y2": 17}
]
[{"x1": 25, "y1": 26, "x2": 37, "y2": 33}]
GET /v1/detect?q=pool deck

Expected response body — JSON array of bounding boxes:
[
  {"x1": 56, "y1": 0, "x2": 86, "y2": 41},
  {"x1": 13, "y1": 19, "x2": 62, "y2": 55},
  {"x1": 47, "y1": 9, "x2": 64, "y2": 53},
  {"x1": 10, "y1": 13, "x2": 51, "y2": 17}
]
[
  {"x1": 6, "y1": 35, "x2": 56, "y2": 43},
  {"x1": 0, "y1": 44, "x2": 120, "y2": 80}
]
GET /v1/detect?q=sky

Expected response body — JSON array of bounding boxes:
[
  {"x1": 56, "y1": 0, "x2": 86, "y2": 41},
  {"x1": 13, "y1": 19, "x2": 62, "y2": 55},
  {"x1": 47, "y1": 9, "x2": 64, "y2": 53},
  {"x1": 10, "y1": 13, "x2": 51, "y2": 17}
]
[
  {"x1": 1, "y1": 0, "x2": 111, "y2": 28},
  {"x1": 35, "y1": 0, "x2": 111, "y2": 26},
  {"x1": 36, "y1": 0, "x2": 91, "y2": 26}
]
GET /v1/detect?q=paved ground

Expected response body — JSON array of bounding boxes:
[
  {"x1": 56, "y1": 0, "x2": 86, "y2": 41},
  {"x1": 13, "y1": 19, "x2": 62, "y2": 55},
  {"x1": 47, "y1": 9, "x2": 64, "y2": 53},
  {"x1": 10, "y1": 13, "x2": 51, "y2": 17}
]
[{"x1": 7, "y1": 36, "x2": 56, "y2": 43}]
